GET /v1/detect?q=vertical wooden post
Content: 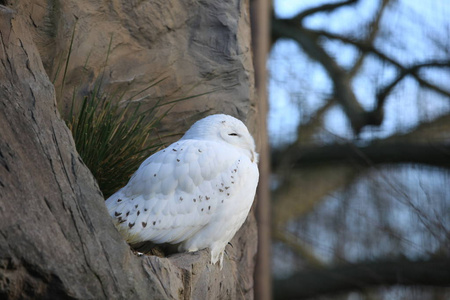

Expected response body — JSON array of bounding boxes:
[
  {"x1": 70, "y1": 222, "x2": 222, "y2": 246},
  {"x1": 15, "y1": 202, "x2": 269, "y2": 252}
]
[{"x1": 250, "y1": 0, "x2": 272, "y2": 299}]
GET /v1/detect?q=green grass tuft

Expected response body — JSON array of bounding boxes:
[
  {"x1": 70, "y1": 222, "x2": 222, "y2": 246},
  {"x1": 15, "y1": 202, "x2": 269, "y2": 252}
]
[
  {"x1": 66, "y1": 80, "x2": 175, "y2": 198},
  {"x1": 59, "y1": 30, "x2": 211, "y2": 198}
]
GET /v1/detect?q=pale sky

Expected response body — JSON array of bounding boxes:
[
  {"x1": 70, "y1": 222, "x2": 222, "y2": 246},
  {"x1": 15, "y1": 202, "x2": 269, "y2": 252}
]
[{"x1": 269, "y1": 0, "x2": 450, "y2": 146}]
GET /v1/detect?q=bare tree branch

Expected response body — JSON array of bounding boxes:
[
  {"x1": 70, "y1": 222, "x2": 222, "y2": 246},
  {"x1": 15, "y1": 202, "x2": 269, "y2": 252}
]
[
  {"x1": 293, "y1": 0, "x2": 359, "y2": 23},
  {"x1": 272, "y1": 142, "x2": 450, "y2": 171},
  {"x1": 273, "y1": 16, "x2": 450, "y2": 131},
  {"x1": 314, "y1": 29, "x2": 450, "y2": 100},
  {"x1": 272, "y1": 19, "x2": 368, "y2": 133},
  {"x1": 383, "y1": 113, "x2": 450, "y2": 143},
  {"x1": 271, "y1": 0, "x2": 450, "y2": 137},
  {"x1": 348, "y1": 0, "x2": 391, "y2": 77},
  {"x1": 273, "y1": 230, "x2": 325, "y2": 267},
  {"x1": 273, "y1": 257, "x2": 450, "y2": 300},
  {"x1": 296, "y1": 100, "x2": 335, "y2": 144},
  {"x1": 377, "y1": 60, "x2": 450, "y2": 111}
]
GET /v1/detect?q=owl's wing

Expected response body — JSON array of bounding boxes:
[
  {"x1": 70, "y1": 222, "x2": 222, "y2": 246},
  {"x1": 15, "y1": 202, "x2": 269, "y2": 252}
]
[{"x1": 105, "y1": 138, "x2": 248, "y2": 245}]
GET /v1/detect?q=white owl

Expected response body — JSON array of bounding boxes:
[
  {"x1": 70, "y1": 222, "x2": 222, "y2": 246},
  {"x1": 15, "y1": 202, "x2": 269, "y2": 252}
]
[{"x1": 105, "y1": 114, "x2": 259, "y2": 268}]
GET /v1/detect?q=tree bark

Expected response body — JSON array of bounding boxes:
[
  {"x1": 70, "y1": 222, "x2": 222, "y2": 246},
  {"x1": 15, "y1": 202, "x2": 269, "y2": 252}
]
[
  {"x1": 272, "y1": 142, "x2": 450, "y2": 170},
  {"x1": 0, "y1": 4, "x2": 256, "y2": 299},
  {"x1": 273, "y1": 257, "x2": 450, "y2": 300}
]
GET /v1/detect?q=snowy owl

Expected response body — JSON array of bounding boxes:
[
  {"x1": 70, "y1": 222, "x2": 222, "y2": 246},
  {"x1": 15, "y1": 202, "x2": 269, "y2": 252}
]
[{"x1": 105, "y1": 114, "x2": 259, "y2": 268}]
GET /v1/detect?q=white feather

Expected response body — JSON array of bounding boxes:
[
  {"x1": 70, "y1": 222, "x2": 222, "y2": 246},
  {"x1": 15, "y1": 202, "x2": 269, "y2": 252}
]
[{"x1": 105, "y1": 114, "x2": 259, "y2": 269}]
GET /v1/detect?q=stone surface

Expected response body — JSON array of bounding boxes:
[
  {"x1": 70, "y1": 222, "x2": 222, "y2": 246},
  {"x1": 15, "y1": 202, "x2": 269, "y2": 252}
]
[
  {"x1": 0, "y1": 1, "x2": 257, "y2": 299},
  {"x1": 11, "y1": 0, "x2": 257, "y2": 135}
]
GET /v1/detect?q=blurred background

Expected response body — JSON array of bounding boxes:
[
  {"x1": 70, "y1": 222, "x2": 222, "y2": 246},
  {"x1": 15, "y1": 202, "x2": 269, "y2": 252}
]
[{"x1": 264, "y1": 0, "x2": 450, "y2": 299}]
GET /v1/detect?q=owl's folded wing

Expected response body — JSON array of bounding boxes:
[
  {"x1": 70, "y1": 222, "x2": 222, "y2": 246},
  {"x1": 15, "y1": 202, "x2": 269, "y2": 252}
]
[{"x1": 105, "y1": 138, "x2": 249, "y2": 245}]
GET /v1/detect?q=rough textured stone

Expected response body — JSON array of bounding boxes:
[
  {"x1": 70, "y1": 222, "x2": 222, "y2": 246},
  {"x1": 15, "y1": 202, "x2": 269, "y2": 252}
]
[
  {"x1": 0, "y1": 1, "x2": 257, "y2": 299},
  {"x1": 11, "y1": 0, "x2": 257, "y2": 135}
]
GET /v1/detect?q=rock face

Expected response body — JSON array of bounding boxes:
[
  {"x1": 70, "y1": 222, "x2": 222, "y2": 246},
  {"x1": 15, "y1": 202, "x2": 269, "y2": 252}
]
[
  {"x1": 13, "y1": 0, "x2": 257, "y2": 134},
  {"x1": 0, "y1": 0, "x2": 257, "y2": 299}
]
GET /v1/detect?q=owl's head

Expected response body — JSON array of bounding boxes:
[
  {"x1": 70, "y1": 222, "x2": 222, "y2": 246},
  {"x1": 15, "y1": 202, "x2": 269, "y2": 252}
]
[{"x1": 182, "y1": 114, "x2": 258, "y2": 163}]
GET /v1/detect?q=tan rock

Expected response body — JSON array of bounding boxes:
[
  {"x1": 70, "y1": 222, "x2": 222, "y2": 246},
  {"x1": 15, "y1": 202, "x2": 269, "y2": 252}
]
[{"x1": 1, "y1": 0, "x2": 258, "y2": 298}]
